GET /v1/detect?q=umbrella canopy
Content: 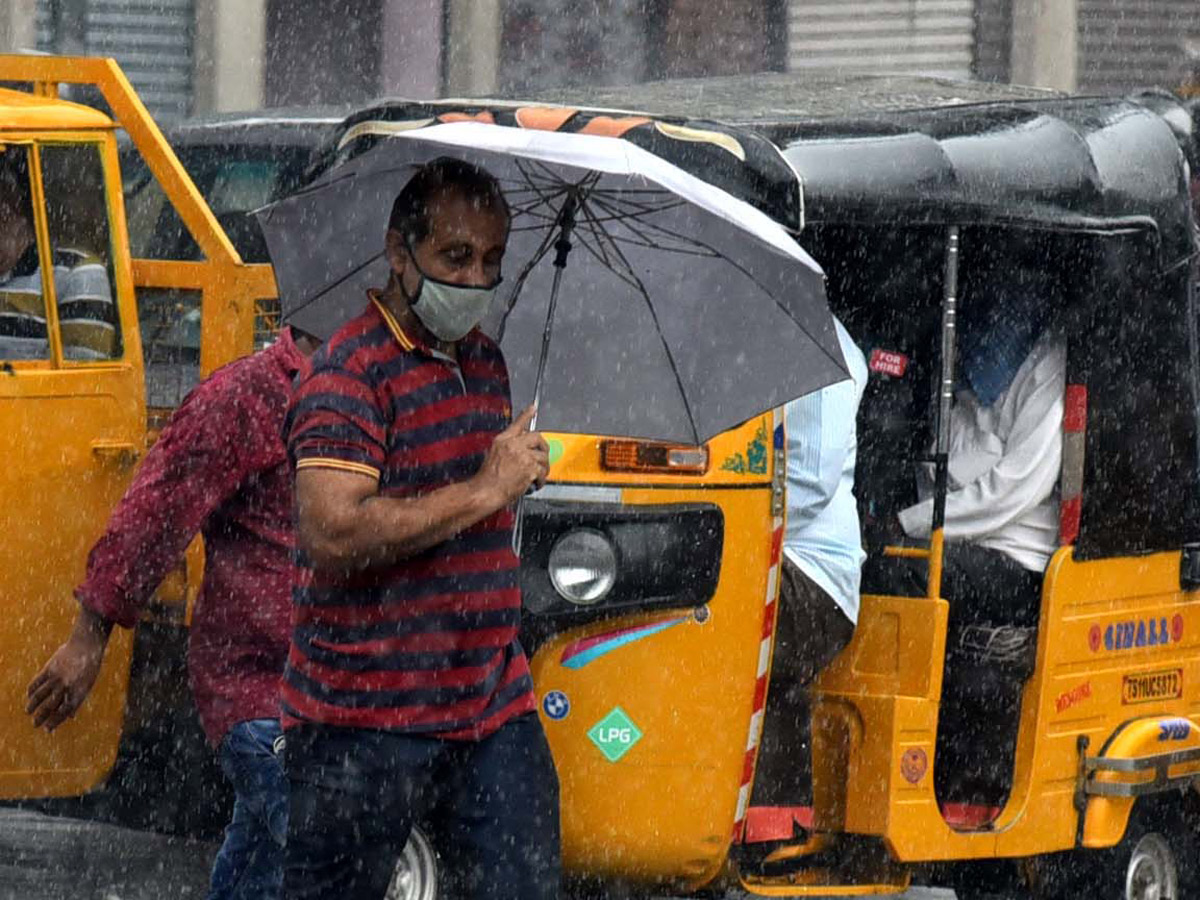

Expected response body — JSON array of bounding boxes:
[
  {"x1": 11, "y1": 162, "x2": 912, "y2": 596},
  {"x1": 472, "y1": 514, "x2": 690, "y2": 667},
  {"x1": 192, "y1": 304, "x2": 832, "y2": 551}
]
[{"x1": 257, "y1": 121, "x2": 845, "y2": 444}]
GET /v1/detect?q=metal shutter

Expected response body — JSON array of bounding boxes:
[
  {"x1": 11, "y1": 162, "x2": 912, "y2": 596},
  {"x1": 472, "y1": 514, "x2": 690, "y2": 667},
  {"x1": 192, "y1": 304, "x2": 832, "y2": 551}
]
[
  {"x1": 37, "y1": 0, "x2": 194, "y2": 121},
  {"x1": 787, "y1": 0, "x2": 976, "y2": 78},
  {"x1": 1078, "y1": 0, "x2": 1199, "y2": 93},
  {"x1": 972, "y1": 0, "x2": 1013, "y2": 82}
]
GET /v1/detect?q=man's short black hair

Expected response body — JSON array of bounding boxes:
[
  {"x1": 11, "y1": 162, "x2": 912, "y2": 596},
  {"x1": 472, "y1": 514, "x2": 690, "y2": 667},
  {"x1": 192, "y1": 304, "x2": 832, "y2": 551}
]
[{"x1": 387, "y1": 157, "x2": 509, "y2": 247}]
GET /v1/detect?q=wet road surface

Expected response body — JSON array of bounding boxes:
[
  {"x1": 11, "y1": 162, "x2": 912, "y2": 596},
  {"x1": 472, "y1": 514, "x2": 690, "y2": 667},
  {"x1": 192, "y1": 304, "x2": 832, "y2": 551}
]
[{"x1": 0, "y1": 807, "x2": 966, "y2": 899}]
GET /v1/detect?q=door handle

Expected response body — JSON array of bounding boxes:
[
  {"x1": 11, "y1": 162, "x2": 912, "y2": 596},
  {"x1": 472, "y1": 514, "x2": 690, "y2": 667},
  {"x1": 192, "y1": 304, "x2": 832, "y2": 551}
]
[{"x1": 90, "y1": 439, "x2": 141, "y2": 467}]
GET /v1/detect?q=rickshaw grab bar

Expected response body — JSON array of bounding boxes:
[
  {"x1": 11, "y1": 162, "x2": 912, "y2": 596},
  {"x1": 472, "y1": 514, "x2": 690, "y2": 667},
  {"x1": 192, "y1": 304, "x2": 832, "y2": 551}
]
[{"x1": 1081, "y1": 746, "x2": 1200, "y2": 798}]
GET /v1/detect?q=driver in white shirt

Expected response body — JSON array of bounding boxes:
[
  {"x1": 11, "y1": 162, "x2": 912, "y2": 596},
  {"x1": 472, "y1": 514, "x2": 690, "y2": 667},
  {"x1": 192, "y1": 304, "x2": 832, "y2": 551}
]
[{"x1": 898, "y1": 285, "x2": 1066, "y2": 628}]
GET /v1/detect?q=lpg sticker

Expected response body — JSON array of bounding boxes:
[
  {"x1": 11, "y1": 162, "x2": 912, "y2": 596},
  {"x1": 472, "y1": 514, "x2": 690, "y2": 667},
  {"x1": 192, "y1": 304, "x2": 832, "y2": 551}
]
[
  {"x1": 1055, "y1": 681, "x2": 1092, "y2": 714},
  {"x1": 1158, "y1": 718, "x2": 1191, "y2": 742},
  {"x1": 541, "y1": 690, "x2": 570, "y2": 721},
  {"x1": 1090, "y1": 615, "x2": 1184, "y2": 652},
  {"x1": 587, "y1": 707, "x2": 643, "y2": 763},
  {"x1": 1122, "y1": 669, "x2": 1184, "y2": 705},
  {"x1": 900, "y1": 747, "x2": 928, "y2": 785}
]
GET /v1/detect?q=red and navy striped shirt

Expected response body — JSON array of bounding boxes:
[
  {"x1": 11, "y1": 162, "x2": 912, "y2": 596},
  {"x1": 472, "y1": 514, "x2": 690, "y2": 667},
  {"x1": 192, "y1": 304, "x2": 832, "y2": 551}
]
[{"x1": 282, "y1": 295, "x2": 535, "y2": 739}]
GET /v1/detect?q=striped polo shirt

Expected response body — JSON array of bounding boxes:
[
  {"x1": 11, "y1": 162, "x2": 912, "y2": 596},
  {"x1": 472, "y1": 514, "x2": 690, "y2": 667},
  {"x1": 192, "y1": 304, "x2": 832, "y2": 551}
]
[{"x1": 282, "y1": 294, "x2": 535, "y2": 738}]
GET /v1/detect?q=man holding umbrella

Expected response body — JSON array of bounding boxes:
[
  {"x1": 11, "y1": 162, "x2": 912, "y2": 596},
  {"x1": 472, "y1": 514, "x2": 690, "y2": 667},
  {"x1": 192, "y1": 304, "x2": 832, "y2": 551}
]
[{"x1": 281, "y1": 158, "x2": 559, "y2": 900}]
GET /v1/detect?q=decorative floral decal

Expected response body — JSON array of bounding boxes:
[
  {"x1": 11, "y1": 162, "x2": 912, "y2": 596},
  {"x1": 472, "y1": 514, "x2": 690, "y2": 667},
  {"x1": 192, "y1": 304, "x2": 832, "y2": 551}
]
[{"x1": 720, "y1": 419, "x2": 770, "y2": 475}]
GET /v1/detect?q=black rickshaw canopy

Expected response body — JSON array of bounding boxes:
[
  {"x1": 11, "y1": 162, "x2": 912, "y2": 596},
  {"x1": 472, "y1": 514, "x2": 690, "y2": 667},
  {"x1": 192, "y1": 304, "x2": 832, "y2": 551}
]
[{"x1": 516, "y1": 73, "x2": 1198, "y2": 272}]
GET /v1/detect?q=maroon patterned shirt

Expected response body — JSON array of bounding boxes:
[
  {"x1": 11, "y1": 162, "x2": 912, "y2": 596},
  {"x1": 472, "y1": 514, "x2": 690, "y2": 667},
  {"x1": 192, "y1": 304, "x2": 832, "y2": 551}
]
[{"x1": 78, "y1": 330, "x2": 305, "y2": 746}]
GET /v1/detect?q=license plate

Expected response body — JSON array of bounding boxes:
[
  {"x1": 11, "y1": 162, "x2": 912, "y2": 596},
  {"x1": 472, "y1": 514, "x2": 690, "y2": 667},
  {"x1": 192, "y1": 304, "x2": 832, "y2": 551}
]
[{"x1": 1122, "y1": 669, "x2": 1184, "y2": 704}]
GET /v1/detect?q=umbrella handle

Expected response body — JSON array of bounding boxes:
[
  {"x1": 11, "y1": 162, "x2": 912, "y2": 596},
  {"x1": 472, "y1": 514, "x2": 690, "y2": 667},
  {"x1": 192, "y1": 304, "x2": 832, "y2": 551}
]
[{"x1": 511, "y1": 407, "x2": 537, "y2": 556}]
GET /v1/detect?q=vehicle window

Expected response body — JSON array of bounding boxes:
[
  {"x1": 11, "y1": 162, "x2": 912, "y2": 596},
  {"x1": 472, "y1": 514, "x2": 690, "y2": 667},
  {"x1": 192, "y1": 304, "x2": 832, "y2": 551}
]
[
  {"x1": 206, "y1": 159, "x2": 279, "y2": 216},
  {"x1": 40, "y1": 144, "x2": 121, "y2": 361},
  {"x1": 120, "y1": 154, "x2": 175, "y2": 260},
  {"x1": 0, "y1": 146, "x2": 49, "y2": 361},
  {"x1": 142, "y1": 287, "x2": 202, "y2": 408}
]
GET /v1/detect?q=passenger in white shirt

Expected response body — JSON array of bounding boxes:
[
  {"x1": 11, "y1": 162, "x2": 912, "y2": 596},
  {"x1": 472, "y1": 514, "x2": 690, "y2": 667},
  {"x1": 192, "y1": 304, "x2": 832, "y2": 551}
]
[{"x1": 776, "y1": 318, "x2": 869, "y2": 687}]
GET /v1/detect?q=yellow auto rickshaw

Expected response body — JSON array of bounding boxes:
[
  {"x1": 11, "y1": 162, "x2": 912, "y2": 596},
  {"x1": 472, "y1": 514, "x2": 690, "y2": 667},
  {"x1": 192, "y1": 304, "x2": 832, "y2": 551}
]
[{"x1": 493, "y1": 78, "x2": 1200, "y2": 900}]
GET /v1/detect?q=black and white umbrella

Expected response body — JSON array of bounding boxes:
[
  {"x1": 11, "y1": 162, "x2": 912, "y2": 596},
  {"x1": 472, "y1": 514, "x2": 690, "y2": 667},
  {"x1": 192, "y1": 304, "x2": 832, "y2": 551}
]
[{"x1": 258, "y1": 121, "x2": 845, "y2": 444}]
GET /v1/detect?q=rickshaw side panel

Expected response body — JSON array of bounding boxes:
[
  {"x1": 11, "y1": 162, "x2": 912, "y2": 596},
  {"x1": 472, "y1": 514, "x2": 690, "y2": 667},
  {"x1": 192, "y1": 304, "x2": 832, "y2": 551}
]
[
  {"x1": 530, "y1": 419, "x2": 782, "y2": 886},
  {"x1": 811, "y1": 592, "x2": 947, "y2": 840},
  {"x1": 1021, "y1": 549, "x2": 1200, "y2": 852}
]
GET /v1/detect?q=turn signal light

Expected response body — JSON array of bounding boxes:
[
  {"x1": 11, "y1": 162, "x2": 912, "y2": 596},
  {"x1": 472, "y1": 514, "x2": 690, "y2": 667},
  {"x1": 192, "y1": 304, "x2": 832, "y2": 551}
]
[{"x1": 599, "y1": 439, "x2": 709, "y2": 475}]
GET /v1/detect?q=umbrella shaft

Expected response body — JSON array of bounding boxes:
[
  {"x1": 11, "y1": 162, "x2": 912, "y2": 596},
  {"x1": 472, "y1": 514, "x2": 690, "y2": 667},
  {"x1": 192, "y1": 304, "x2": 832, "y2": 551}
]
[{"x1": 531, "y1": 194, "x2": 579, "y2": 432}]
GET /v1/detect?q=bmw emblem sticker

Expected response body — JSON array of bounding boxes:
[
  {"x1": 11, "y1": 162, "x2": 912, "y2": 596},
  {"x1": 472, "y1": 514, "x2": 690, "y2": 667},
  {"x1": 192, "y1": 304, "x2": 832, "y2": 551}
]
[{"x1": 542, "y1": 690, "x2": 570, "y2": 721}]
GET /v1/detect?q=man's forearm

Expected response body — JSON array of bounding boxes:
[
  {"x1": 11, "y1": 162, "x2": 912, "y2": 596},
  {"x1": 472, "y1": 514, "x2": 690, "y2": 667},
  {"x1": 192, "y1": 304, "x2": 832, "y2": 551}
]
[
  {"x1": 300, "y1": 474, "x2": 507, "y2": 572},
  {"x1": 72, "y1": 604, "x2": 116, "y2": 643}
]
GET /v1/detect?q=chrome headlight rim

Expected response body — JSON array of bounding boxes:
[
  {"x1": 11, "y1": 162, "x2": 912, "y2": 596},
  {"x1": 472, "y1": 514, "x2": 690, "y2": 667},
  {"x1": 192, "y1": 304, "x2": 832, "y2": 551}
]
[{"x1": 547, "y1": 527, "x2": 618, "y2": 605}]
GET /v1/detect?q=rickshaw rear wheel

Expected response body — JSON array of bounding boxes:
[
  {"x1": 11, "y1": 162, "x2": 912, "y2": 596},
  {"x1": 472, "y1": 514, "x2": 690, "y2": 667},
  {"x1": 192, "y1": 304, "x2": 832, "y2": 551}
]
[{"x1": 1025, "y1": 795, "x2": 1199, "y2": 900}]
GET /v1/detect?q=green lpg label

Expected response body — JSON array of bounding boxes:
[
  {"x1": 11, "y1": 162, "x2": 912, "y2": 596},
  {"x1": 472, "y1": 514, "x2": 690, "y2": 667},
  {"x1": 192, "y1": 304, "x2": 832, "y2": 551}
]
[{"x1": 587, "y1": 707, "x2": 643, "y2": 763}]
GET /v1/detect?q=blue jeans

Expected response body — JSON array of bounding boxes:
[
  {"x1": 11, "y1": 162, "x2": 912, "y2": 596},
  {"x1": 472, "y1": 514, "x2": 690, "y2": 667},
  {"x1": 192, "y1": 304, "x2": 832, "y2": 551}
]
[
  {"x1": 207, "y1": 718, "x2": 289, "y2": 900},
  {"x1": 283, "y1": 713, "x2": 561, "y2": 900}
]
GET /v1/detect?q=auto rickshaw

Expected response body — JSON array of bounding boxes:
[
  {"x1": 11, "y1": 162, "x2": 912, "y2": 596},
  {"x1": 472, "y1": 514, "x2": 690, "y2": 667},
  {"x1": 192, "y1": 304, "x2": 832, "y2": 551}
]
[
  {"x1": 4, "y1": 58, "x2": 1198, "y2": 900},
  {"x1": 449, "y1": 78, "x2": 1200, "y2": 899}
]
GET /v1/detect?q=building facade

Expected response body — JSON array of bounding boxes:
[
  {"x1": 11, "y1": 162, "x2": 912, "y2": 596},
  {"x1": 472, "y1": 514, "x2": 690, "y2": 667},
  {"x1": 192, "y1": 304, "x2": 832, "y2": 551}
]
[{"x1": 0, "y1": 0, "x2": 1196, "y2": 120}]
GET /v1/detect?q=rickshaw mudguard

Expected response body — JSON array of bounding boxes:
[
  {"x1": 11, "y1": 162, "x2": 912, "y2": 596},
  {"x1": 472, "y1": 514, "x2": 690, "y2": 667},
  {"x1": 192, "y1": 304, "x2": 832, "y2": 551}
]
[
  {"x1": 527, "y1": 414, "x2": 785, "y2": 887},
  {"x1": 1079, "y1": 715, "x2": 1200, "y2": 848}
]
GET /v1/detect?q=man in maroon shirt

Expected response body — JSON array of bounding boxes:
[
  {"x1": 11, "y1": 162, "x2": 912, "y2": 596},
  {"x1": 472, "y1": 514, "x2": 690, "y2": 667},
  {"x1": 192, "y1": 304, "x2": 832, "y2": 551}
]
[{"x1": 26, "y1": 325, "x2": 317, "y2": 900}]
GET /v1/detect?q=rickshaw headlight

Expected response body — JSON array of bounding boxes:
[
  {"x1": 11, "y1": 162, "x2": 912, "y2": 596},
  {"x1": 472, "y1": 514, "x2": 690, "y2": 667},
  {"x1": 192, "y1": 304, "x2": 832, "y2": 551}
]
[{"x1": 548, "y1": 528, "x2": 618, "y2": 605}]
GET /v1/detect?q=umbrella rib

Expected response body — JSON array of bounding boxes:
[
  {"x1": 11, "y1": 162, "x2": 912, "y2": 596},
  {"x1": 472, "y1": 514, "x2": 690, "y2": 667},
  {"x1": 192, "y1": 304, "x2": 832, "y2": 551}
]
[
  {"x1": 575, "y1": 199, "x2": 646, "y2": 289},
  {"x1": 598, "y1": 223, "x2": 702, "y2": 443},
  {"x1": 585, "y1": 195, "x2": 849, "y2": 381},
  {"x1": 588, "y1": 195, "x2": 721, "y2": 259},
  {"x1": 588, "y1": 191, "x2": 688, "y2": 218},
  {"x1": 591, "y1": 200, "x2": 846, "y2": 379},
  {"x1": 570, "y1": 227, "x2": 643, "y2": 294},
  {"x1": 588, "y1": 194, "x2": 705, "y2": 243},
  {"x1": 592, "y1": 210, "x2": 718, "y2": 258},
  {"x1": 494, "y1": 224, "x2": 561, "y2": 344},
  {"x1": 284, "y1": 249, "x2": 387, "y2": 321},
  {"x1": 575, "y1": 197, "x2": 622, "y2": 272}
]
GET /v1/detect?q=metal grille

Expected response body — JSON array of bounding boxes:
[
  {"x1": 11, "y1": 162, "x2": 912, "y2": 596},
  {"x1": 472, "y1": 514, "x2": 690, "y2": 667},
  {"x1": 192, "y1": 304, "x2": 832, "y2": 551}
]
[
  {"x1": 1078, "y1": 0, "x2": 1200, "y2": 93},
  {"x1": 787, "y1": 0, "x2": 976, "y2": 78},
  {"x1": 36, "y1": 0, "x2": 194, "y2": 121}
]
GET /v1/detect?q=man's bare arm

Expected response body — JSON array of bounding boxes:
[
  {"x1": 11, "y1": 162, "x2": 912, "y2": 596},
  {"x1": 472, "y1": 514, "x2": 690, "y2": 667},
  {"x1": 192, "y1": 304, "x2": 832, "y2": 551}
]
[
  {"x1": 298, "y1": 405, "x2": 549, "y2": 572},
  {"x1": 26, "y1": 605, "x2": 114, "y2": 731}
]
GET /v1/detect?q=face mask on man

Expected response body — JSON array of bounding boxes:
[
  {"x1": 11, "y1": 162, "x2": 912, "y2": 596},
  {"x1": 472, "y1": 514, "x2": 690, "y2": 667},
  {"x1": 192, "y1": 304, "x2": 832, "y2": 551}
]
[{"x1": 405, "y1": 243, "x2": 502, "y2": 342}]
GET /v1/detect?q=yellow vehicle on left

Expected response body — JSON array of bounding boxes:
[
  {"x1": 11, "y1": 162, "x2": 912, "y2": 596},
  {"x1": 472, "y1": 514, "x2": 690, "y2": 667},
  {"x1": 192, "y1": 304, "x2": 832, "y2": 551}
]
[{"x1": 0, "y1": 55, "x2": 275, "y2": 802}]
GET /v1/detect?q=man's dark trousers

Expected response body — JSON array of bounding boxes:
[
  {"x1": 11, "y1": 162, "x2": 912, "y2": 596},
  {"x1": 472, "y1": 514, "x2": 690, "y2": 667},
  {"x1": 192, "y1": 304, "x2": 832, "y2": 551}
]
[{"x1": 283, "y1": 713, "x2": 560, "y2": 900}]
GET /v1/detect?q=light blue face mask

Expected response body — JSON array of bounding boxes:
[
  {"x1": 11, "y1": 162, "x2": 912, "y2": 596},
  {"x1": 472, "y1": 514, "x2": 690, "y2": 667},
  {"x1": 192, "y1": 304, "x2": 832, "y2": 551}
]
[
  {"x1": 406, "y1": 248, "x2": 502, "y2": 342},
  {"x1": 409, "y1": 273, "x2": 499, "y2": 342}
]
